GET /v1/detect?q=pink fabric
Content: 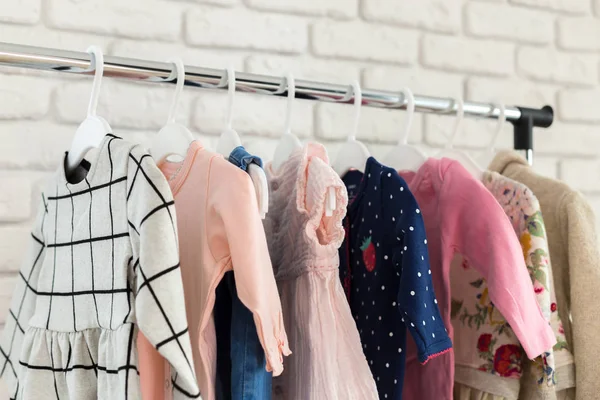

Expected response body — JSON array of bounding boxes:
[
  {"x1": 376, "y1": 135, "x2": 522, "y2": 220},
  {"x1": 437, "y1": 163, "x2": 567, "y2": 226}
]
[
  {"x1": 138, "y1": 141, "x2": 290, "y2": 400},
  {"x1": 399, "y1": 158, "x2": 556, "y2": 400},
  {"x1": 264, "y1": 144, "x2": 378, "y2": 400}
]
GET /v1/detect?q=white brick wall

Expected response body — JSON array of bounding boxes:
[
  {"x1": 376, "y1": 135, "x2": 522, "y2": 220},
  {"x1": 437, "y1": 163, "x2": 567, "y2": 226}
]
[{"x1": 1, "y1": 2, "x2": 600, "y2": 397}]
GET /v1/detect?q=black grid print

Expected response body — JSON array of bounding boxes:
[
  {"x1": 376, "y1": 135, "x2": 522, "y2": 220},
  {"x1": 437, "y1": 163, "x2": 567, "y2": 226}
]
[{"x1": 0, "y1": 135, "x2": 200, "y2": 399}]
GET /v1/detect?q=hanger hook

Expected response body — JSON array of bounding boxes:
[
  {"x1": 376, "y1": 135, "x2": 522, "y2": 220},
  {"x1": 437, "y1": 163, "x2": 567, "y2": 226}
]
[
  {"x1": 224, "y1": 66, "x2": 235, "y2": 130},
  {"x1": 489, "y1": 102, "x2": 506, "y2": 152},
  {"x1": 447, "y1": 97, "x2": 464, "y2": 149},
  {"x1": 284, "y1": 73, "x2": 295, "y2": 135},
  {"x1": 349, "y1": 80, "x2": 362, "y2": 142},
  {"x1": 166, "y1": 58, "x2": 185, "y2": 125},
  {"x1": 399, "y1": 87, "x2": 415, "y2": 145},
  {"x1": 85, "y1": 45, "x2": 104, "y2": 118}
]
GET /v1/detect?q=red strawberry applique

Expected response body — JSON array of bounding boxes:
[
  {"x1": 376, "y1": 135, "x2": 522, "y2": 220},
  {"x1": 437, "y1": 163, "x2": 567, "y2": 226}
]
[{"x1": 360, "y1": 236, "x2": 376, "y2": 272}]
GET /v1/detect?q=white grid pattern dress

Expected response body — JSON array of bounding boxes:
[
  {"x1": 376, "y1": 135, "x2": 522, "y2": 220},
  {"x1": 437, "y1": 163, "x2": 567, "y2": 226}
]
[{"x1": 0, "y1": 135, "x2": 200, "y2": 399}]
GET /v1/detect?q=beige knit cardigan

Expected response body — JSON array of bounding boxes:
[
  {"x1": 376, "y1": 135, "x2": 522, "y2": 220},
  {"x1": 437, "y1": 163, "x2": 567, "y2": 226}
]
[{"x1": 489, "y1": 151, "x2": 600, "y2": 400}]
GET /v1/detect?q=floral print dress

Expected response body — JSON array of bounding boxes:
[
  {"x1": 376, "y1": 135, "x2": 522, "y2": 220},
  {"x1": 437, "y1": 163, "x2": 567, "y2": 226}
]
[{"x1": 451, "y1": 171, "x2": 574, "y2": 400}]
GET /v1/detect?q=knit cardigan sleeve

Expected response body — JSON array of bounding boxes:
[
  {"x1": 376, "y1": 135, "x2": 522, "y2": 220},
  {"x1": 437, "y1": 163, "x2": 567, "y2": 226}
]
[
  {"x1": 0, "y1": 195, "x2": 47, "y2": 399},
  {"x1": 562, "y1": 191, "x2": 600, "y2": 399},
  {"x1": 439, "y1": 160, "x2": 556, "y2": 359},
  {"x1": 126, "y1": 146, "x2": 199, "y2": 398}
]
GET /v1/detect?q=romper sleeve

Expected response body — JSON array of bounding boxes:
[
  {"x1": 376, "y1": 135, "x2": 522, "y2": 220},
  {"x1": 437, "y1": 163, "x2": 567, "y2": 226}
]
[
  {"x1": 439, "y1": 160, "x2": 555, "y2": 359},
  {"x1": 0, "y1": 195, "x2": 47, "y2": 399},
  {"x1": 393, "y1": 178, "x2": 452, "y2": 364},
  {"x1": 126, "y1": 146, "x2": 199, "y2": 398},
  {"x1": 209, "y1": 157, "x2": 291, "y2": 376}
]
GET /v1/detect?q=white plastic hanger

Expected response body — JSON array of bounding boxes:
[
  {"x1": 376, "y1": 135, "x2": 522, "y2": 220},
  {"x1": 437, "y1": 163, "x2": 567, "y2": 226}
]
[
  {"x1": 382, "y1": 87, "x2": 427, "y2": 172},
  {"x1": 332, "y1": 81, "x2": 370, "y2": 177},
  {"x1": 435, "y1": 97, "x2": 484, "y2": 180},
  {"x1": 149, "y1": 58, "x2": 194, "y2": 163},
  {"x1": 271, "y1": 73, "x2": 302, "y2": 172},
  {"x1": 215, "y1": 67, "x2": 269, "y2": 219},
  {"x1": 477, "y1": 103, "x2": 506, "y2": 169},
  {"x1": 66, "y1": 46, "x2": 112, "y2": 174}
]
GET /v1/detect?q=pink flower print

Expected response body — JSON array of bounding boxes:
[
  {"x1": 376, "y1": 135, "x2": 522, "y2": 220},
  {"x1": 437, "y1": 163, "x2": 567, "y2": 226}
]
[
  {"x1": 461, "y1": 258, "x2": 470, "y2": 270},
  {"x1": 533, "y1": 282, "x2": 544, "y2": 294},
  {"x1": 558, "y1": 322, "x2": 565, "y2": 335}
]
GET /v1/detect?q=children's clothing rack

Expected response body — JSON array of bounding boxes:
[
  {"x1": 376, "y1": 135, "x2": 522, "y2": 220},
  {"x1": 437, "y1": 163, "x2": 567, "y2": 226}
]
[{"x1": 0, "y1": 42, "x2": 554, "y2": 165}]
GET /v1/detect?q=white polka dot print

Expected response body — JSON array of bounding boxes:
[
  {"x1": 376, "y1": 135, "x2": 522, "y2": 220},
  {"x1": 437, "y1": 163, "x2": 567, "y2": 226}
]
[
  {"x1": 372, "y1": 301, "x2": 375, "y2": 305},
  {"x1": 432, "y1": 333, "x2": 436, "y2": 338},
  {"x1": 381, "y1": 285, "x2": 385, "y2": 290},
  {"x1": 423, "y1": 320, "x2": 426, "y2": 325},
  {"x1": 387, "y1": 173, "x2": 391, "y2": 177},
  {"x1": 390, "y1": 195, "x2": 393, "y2": 199},
  {"x1": 432, "y1": 316, "x2": 436, "y2": 321},
  {"x1": 428, "y1": 269, "x2": 431, "y2": 274},
  {"x1": 375, "y1": 214, "x2": 378, "y2": 219},
  {"x1": 385, "y1": 363, "x2": 389, "y2": 368},
  {"x1": 410, "y1": 291, "x2": 415, "y2": 296},
  {"x1": 378, "y1": 316, "x2": 382, "y2": 320},
  {"x1": 389, "y1": 332, "x2": 393, "y2": 337},
  {"x1": 421, "y1": 255, "x2": 424, "y2": 261},
  {"x1": 404, "y1": 246, "x2": 408, "y2": 251},
  {"x1": 397, "y1": 237, "x2": 401, "y2": 241},
  {"x1": 424, "y1": 303, "x2": 427, "y2": 308},
  {"x1": 398, "y1": 348, "x2": 402, "y2": 353},
  {"x1": 368, "y1": 173, "x2": 371, "y2": 178},
  {"x1": 409, "y1": 226, "x2": 414, "y2": 231},
  {"x1": 400, "y1": 187, "x2": 404, "y2": 191},
  {"x1": 424, "y1": 239, "x2": 427, "y2": 244},
  {"x1": 416, "y1": 208, "x2": 420, "y2": 213},
  {"x1": 377, "y1": 346, "x2": 380, "y2": 351},
  {"x1": 369, "y1": 229, "x2": 372, "y2": 234},
  {"x1": 434, "y1": 299, "x2": 438, "y2": 304},
  {"x1": 392, "y1": 302, "x2": 396, "y2": 306},
  {"x1": 392, "y1": 217, "x2": 395, "y2": 222},
  {"x1": 371, "y1": 330, "x2": 374, "y2": 335},
  {"x1": 384, "y1": 255, "x2": 388, "y2": 260},
  {"x1": 368, "y1": 202, "x2": 371, "y2": 206},
  {"x1": 410, "y1": 322, "x2": 414, "y2": 327},
  {"x1": 374, "y1": 186, "x2": 377, "y2": 190},
  {"x1": 394, "y1": 379, "x2": 398, "y2": 384},
  {"x1": 417, "y1": 272, "x2": 422, "y2": 277}
]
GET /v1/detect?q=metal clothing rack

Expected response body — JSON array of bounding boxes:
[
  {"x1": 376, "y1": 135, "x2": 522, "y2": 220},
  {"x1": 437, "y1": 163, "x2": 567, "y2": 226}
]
[{"x1": 0, "y1": 42, "x2": 553, "y2": 165}]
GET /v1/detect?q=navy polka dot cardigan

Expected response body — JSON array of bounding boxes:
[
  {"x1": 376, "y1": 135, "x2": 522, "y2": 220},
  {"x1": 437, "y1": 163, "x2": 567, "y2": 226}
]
[{"x1": 339, "y1": 157, "x2": 452, "y2": 400}]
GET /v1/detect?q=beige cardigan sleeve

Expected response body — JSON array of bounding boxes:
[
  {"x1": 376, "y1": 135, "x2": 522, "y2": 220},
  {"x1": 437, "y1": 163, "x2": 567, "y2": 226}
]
[{"x1": 562, "y1": 191, "x2": 600, "y2": 399}]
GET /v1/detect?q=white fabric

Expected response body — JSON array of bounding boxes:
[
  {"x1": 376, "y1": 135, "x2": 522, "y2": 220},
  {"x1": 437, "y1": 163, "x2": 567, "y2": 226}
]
[{"x1": 0, "y1": 135, "x2": 199, "y2": 399}]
